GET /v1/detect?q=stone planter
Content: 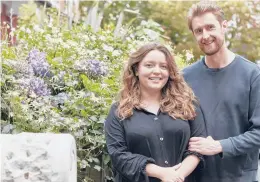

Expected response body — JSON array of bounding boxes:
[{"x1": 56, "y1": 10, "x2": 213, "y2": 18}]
[{"x1": 0, "y1": 133, "x2": 77, "y2": 182}]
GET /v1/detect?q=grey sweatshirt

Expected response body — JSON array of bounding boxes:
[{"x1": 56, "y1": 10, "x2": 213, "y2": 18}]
[{"x1": 183, "y1": 55, "x2": 260, "y2": 182}]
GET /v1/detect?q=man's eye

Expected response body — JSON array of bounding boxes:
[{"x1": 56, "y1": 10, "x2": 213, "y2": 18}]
[
  {"x1": 195, "y1": 29, "x2": 202, "y2": 34},
  {"x1": 208, "y1": 25, "x2": 215, "y2": 30}
]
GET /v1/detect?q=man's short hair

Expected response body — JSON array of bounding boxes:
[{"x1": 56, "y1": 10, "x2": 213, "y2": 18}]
[{"x1": 187, "y1": 1, "x2": 225, "y2": 31}]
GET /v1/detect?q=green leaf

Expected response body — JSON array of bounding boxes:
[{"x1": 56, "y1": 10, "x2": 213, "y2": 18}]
[
  {"x1": 93, "y1": 165, "x2": 101, "y2": 171},
  {"x1": 92, "y1": 157, "x2": 100, "y2": 164},
  {"x1": 103, "y1": 154, "x2": 111, "y2": 165}
]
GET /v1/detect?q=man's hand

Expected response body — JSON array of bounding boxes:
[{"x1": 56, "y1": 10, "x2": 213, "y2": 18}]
[{"x1": 188, "y1": 136, "x2": 223, "y2": 155}]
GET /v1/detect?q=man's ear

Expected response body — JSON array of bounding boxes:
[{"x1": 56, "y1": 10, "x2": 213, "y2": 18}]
[{"x1": 222, "y1": 20, "x2": 228, "y2": 32}]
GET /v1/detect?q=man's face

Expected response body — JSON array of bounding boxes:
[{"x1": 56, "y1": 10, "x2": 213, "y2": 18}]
[{"x1": 191, "y1": 12, "x2": 227, "y2": 56}]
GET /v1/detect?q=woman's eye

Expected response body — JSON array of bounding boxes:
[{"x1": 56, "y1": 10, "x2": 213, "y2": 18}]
[
  {"x1": 161, "y1": 65, "x2": 168, "y2": 69},
  {"x1": 145, "y1": 64, "x2": 153, "y2": 68}
]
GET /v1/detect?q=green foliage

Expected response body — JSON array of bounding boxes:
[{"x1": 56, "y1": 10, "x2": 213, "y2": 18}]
[
  {"x1": 143, "y1": 1, "x2": 260, "y2": 62},
  {"x1": 3, "y1": 1, "x2": 258, "y2": 180},
  {"x1": 1, "y1": 2, "x2": 189, "y2": 182}
]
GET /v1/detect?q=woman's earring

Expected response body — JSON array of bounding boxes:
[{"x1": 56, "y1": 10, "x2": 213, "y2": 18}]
[{"x1": 135, "y1": 73, "x2": 138, "y2": 77}]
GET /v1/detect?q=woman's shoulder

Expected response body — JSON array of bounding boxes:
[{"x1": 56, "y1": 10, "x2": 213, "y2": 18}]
[
  {"x1": 106, "y1": 102, "x2": 121, "y2": 122},
  {"x1": 110, "y1": 102, "x2": 119, "y2": 110}
]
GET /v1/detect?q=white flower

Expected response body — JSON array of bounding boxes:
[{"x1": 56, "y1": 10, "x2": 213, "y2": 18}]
[
  {"x1": 83, "y1": 7, "x2": 88, "y2": 12},
  {"x1": 67, "y1": 40, "x2": 77, "y2": 47},
  {"x1": 90, "y1": 94, "x2": 100, "y2": 103},
  {"x1": 144, "y1": 29, "x2": 160, "y2": 41},
  {"x1": 99, "y1": 35, "x2": 106, "y2": 41},
  {"x1": 45, "y1": 34, "x2": 52, "y2": 41},
  {"x1": 20, "y1": 26, "x2": 26, "y2": 31},
  {"x1": 33, "y1": 25, "x2": 41, "y2": 32},
  {"x1": 185, "y1": 51, "x2": 194, "y2": 62},
  {"x1": 100, "y1": 83, "x2": 108, "y2": 89},
  {"x1": 74, "y1": 130, "x2": 84, "y2": 137},
  {"x1": 80, "y1": 42, "x2": 85, "y2": 47},
  {"x1": 52, "y1": 27, "x2": 59, "y2": 34},
  {"x1": 63, "y1": 42, "x2": 70, "y2": 49},
  {"x1": 90, "y1": 35, "x2": 96, "y2": 41},
  {"x1": 126, "y1": 37, "x2": 132, "y2": 41},
  {"x1": 112, "y1": 50, "x2": 121, "y2": 57},
  {"x1": 103, "y1": 44, "x2": 114, "y2": 52},
  {"x1": 26, "y1": 28, "x2": 31, "y2": 34},
  {"x1": 86, "y1": 50, "x2": 95, "y2": 57},
  {"x1": 82, "y1": 35, "x2": 90, "y2": 41},
  {"x1": 56, "y1": 38, "x2": 63, "y2": 44}
]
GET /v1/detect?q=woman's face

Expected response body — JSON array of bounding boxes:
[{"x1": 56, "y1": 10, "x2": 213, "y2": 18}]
[{"x1": 137, "y1": 50, "x2": 170, "y2": 94}]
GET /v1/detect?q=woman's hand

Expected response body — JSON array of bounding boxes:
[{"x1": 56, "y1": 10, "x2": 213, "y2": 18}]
[
  {"x1": 159, "y1": 164, "x2": 185, "y2": 182},
  {"x1": 146, "y1": 163, "x2": 184, "y2": 182}
]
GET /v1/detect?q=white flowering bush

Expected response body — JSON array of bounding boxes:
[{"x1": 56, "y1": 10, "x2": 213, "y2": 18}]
[
  {"x1": 1, "y1": 6, "x2": 191, "y2": 182},
  {"x1": 2, "y1": 25, "x2": 131, "y2": 181}
]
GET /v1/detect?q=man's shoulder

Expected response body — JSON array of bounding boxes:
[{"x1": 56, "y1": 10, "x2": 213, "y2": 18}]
[
  {"x1": 235, "y1": 55, "x2": 260, "y2": 77},
  {"x1": 236, "y1": 55, "x2": 260, "y2": 70}
]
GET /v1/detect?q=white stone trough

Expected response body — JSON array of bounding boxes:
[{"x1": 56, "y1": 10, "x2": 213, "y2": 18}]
[{"x1": 0, "y1": 133, "x2": 77, "y2": 182}]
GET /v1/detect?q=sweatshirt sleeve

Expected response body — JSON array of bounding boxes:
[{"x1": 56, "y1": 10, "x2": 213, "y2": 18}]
[
  {"x1": 104, "y1": 104, "x2": 155, "y2": 181},
  {"x1": 220, "y1": 73, "x2": 260, "y2": 158}
]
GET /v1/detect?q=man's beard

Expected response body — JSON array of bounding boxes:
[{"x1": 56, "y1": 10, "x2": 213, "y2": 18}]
[{"x1": 201, "y1": 38, "x2": 224, "y2": 56}]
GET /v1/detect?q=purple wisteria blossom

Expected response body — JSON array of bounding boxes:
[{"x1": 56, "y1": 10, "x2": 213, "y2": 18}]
[
  {"x1": 29, "y1": 77, "x2": 50, "y2": 96},
  {"x1": 27, "y1": 49, "x2": 51, "y2": 77},
  {"x1": 74, "y1": 59, "x2": 108, "y2": 78},
  {"x1": 86, "y1": 59, "x2": 108, "y2": 77}
]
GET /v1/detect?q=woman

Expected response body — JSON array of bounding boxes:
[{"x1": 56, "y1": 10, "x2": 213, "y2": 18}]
[{"x1": 105, "y1": 43, "x2": 205, "y2": 182}]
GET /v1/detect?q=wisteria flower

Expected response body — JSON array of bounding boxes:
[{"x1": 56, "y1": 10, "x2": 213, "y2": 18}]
[
  {"x1": 86, "y1": 59, "x2": 108, "y2": 77},
  {"x1": 27, "y1": 49, "x2": 51, "y2": 77},
  {"x1": 29, "y1": 77, "x2": 50, "y2": 96},
  {"x1": 74, "y1": 59, "x2": 108, "y2": 78}
]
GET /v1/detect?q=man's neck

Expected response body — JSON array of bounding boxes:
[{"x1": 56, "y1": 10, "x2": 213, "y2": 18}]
[{"x1": 205, "y1": 47, "x2": 236, "y2": 69}]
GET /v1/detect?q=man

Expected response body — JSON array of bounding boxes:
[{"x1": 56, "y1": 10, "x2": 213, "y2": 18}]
[{"x1": 183, "y1": 2, "x2": 260, "y2": 182}]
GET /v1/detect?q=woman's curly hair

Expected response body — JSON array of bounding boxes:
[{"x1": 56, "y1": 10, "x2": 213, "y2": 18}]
[{"x1": 116, "y1": 43, "x2": 197, "y2": 121}]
